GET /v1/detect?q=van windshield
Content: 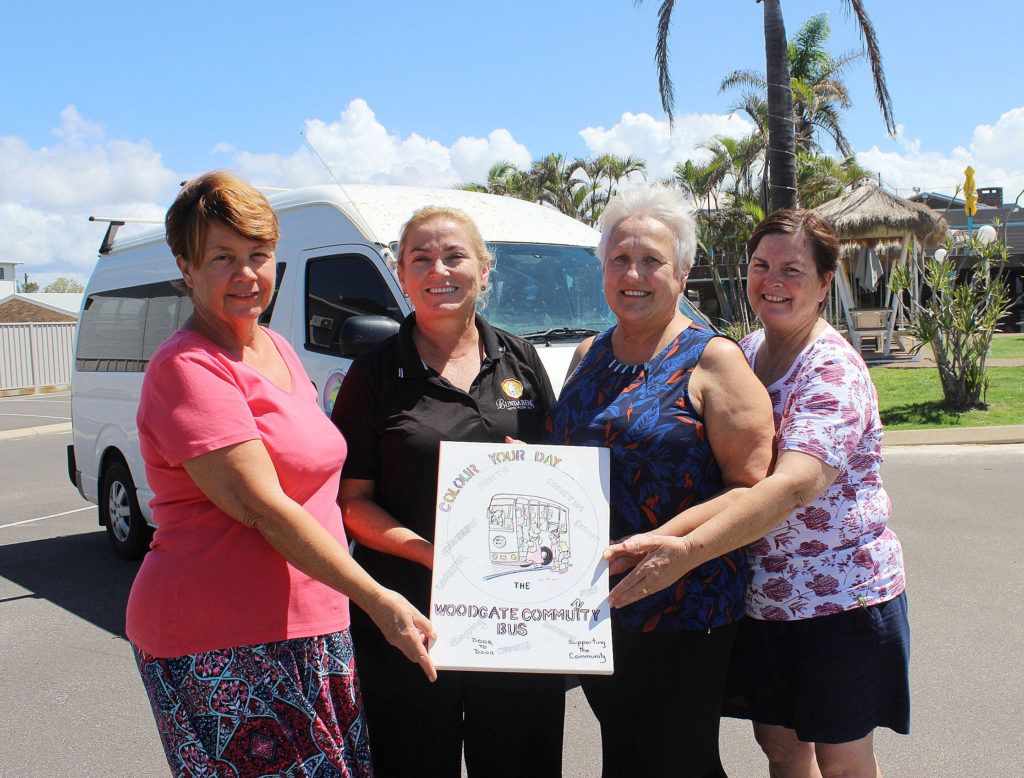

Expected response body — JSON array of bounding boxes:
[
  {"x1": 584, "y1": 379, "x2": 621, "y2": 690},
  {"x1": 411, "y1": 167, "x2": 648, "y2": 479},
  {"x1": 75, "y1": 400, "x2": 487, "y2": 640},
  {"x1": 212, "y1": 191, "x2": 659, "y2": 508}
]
[{"x1": 483, "y1": 243, "x2": 614, "y2": 337}]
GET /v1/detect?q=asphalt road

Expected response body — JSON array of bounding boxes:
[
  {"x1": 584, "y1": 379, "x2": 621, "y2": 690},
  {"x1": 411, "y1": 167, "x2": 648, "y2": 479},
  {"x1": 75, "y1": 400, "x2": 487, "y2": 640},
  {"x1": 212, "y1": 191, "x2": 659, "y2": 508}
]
[
  {"x1": 1, "y1": 421, "x2": 1022, "y2": 776},
  {"x1": 0, "y1": 392, "x2": 71, "y2": 432}
]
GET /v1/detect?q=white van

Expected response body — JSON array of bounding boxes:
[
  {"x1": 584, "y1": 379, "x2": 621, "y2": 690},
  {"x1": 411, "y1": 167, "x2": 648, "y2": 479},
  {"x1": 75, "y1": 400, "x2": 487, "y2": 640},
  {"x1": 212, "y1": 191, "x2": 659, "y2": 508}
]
[{"x1": 67, "y1": 184, "x2": 623, "y2": 559}]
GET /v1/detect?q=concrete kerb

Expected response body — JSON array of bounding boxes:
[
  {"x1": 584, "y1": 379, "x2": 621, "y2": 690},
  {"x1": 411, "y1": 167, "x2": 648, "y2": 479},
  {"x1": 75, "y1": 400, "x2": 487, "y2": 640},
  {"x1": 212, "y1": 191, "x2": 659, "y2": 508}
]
[
  {"x1": 0, "y1": 422, "x2": 72, "y2": 441},
  {"x1": 882, "y1": 425, "x2": 1024, "y2": 446},
  {"x1": 1, "y1": 421, "x2": 1022, "y2": 447}
]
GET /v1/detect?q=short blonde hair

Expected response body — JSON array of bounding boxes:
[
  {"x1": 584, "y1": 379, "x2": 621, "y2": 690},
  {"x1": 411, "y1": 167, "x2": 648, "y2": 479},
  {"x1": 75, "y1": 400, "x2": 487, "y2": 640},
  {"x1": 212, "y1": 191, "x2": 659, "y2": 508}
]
[
  {"x1": 396, "y1": 206, "x2": 492, "y2": 272},
  {"x1": 165, "y1": 170, "x2": 279, "y2": 270},
  {"x1": 597, "y1": 185, "x2": 697, "y2": 278}
]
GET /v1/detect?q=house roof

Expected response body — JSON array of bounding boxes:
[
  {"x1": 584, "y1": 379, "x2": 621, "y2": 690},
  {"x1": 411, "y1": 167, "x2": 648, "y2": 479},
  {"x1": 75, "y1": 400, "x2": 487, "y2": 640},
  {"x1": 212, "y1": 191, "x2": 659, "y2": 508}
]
[
  {"x1": 909, "y1": 192, "x2": 1024, "y2": 259},
  {"x1": 0, "y1": 292, "x2": 83, "y2": 317}
]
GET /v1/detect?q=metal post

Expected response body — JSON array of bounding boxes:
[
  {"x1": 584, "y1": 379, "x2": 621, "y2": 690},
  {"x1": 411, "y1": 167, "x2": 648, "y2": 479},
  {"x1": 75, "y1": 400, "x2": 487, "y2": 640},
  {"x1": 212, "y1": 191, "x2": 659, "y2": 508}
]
[{"x1": 28, "y1": 323, "x2": 38, "y2": 390}]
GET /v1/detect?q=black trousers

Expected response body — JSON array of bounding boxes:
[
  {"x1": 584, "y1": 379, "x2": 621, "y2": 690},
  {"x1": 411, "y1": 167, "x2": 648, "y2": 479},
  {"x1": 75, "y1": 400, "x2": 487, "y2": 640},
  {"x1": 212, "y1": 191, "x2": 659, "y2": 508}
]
[
  {"x1": 351, "y1": 610, "x2": 565, "y2": 778},
  {"x1": 580, "y1": 622, "x2": 738, "y2": 778}
]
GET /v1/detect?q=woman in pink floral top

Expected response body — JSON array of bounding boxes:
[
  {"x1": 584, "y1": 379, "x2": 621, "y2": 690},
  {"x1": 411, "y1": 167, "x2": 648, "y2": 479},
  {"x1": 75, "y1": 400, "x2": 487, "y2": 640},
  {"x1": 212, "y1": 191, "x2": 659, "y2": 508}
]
[
  {"x1": 605, "y1": 209, "x2": 909, "y2": 778},
  {"x1": 738, "y1": 324, "x2": 904, "y2": 620}
]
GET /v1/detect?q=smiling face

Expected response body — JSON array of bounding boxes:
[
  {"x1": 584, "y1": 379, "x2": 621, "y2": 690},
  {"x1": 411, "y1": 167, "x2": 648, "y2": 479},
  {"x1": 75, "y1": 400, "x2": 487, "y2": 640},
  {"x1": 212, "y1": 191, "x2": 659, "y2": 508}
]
[
  {"x1": 397, "y1": 217, "x2": 488, "y2": 325},
  {"x1": 746, "y1": 231, "x2": 833, "y2": 334},
  {"x1": 178, "y1": 220, "x2": 276, "y2": 334},
  {"x1": 603, "y1": 214, "x2": 685, "y2": 329}
]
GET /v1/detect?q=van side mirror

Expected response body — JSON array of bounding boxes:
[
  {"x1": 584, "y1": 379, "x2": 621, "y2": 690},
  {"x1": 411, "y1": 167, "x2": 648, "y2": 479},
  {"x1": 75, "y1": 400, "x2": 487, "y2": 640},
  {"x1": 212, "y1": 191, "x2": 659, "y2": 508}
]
[{"x1": 339, "y1": 315, "x2": 401, "y2": 358}]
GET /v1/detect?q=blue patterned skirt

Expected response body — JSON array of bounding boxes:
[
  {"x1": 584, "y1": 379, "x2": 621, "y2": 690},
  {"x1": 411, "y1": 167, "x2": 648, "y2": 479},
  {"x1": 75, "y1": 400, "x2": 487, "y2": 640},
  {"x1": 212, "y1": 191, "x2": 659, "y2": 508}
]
[{"x1": 132, "y1": 630, "x2": 372, "y2": 777}]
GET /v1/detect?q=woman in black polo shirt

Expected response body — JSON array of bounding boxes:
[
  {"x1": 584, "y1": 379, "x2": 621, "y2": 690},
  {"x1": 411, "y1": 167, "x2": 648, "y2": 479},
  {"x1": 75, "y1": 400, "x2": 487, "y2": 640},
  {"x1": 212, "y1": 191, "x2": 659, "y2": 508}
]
[{"x1": 330, "y1": 206, "x2": 564, "y2": 778}]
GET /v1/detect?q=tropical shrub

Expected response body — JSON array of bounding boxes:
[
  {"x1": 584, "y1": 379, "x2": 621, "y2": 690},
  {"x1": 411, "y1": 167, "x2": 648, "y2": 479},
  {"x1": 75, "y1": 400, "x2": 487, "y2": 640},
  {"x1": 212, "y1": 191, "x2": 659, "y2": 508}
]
[{"x1": 890, "y1": 234, "x2": 1014, "y2": 411}]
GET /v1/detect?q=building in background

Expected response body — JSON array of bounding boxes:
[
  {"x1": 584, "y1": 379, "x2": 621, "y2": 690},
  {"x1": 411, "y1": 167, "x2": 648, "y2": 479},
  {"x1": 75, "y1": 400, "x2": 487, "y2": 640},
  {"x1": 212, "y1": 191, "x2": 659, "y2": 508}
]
[
  {"x1": 0, "y1": 293, "x2": 82, "y2": 323},
  {"x1": 0, "y1": 261, "x2": 22, "y2": 298}
]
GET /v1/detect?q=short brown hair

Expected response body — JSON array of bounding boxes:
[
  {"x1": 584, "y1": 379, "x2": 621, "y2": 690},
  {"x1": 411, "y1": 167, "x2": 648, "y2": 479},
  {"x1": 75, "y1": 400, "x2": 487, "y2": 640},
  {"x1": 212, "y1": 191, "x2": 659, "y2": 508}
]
[
  {"x1": 748, "y1": 209, "x2": 839, "y2": 279},
  {"x1": 165, "y1": 170, "x2": 279, "y2": 269},
  {"x1": 396, "y1": 206, "x2": 492, "y2": 272}
]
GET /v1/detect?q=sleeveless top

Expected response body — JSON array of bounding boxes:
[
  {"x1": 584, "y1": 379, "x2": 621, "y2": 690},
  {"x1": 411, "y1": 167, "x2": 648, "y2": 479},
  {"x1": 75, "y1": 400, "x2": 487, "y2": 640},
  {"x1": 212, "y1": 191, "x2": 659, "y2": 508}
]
[{"x1": 544, "y1": 323, "x2": 746, "y2": 632}]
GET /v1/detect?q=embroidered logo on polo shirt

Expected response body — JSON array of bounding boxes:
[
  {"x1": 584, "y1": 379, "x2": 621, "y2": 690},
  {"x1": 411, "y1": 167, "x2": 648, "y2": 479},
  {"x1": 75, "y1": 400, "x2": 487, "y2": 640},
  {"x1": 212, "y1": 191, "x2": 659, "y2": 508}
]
[
  {"x1": 496, "y1": 378, "x2": 534, "y2": 410},
  {"x1": 501, "y1": 379, "x2": 524, "y2": 399}
]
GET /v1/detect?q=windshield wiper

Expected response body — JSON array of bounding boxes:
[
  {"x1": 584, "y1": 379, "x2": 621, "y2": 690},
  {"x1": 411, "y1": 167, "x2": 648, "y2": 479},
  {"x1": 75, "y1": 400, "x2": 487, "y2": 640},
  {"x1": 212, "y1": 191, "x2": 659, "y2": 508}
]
[{"x1": 522, "y1": 327, "x2": 601, "y2": 343}]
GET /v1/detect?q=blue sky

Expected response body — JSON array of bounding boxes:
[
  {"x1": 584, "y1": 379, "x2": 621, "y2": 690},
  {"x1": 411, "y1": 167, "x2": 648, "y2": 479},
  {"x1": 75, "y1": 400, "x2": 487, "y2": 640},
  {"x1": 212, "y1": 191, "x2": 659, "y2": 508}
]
[{"x1": 4, "y1": 0, "x2": 1024, "y2": 285}]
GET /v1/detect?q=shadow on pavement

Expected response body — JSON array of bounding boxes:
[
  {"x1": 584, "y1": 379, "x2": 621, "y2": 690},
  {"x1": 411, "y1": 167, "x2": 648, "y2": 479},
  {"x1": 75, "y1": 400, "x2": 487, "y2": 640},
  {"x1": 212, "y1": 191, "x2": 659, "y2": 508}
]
[{"x1": 0, "y1": 528, "x2": 141, "y2": 637}]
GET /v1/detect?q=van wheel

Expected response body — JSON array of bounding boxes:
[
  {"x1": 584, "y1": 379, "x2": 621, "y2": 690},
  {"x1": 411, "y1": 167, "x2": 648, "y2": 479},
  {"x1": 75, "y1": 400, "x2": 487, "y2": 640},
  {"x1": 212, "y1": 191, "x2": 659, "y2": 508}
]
[{"x1": 100, "y1": 460, "x2": 151, "y2": 560}]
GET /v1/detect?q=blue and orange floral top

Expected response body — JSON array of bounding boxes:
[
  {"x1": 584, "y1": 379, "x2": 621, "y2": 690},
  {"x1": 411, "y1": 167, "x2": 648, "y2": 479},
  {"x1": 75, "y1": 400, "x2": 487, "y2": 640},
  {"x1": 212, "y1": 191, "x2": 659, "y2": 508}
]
[{"x1": 544, "y1": 323, "x2": 746, "y2": 633}]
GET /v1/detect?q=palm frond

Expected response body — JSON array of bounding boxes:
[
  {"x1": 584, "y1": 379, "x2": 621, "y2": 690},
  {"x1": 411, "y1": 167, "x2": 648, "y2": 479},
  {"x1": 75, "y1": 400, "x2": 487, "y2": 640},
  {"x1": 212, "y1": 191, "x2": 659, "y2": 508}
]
[
  {"x1": 841, "y1": 0, "x2": 896, "y2": 134},
  {"x1": 719, "y1": 68, "x2": 766, "y2": 93}
]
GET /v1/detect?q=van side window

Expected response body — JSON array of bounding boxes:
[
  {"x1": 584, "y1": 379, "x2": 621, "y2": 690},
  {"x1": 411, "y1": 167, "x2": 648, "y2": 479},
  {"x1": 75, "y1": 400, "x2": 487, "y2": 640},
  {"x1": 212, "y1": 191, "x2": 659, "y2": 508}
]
[
  {"x1": 77, "y1": 281, "x2": 191, "y2": 372},
  {"x1": 76, "y1": 263, "x2": 286, "y2": 372},
  {"x1": 305, "y1": 254, "x2": 402, "y2": 355}
]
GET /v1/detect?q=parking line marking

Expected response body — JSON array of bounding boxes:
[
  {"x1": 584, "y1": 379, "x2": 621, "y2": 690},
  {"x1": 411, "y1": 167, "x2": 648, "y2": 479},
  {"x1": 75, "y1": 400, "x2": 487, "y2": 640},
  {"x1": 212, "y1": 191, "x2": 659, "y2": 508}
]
[
  {"x1": 0, "y1": 506, "x2": 93, "y2": 530},
  {"x1": 0, "y1": 413, "x2": 72, "y2": 420},
  {"x1": 0, "y1": 397, "x2": 70, "y2": 402}
]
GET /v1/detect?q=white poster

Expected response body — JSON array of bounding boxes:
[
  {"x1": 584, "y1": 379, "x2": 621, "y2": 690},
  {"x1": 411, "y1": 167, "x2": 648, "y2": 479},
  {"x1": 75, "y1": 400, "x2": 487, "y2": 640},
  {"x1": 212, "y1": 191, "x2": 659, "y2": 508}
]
[{"x1": 429, "y1": 441, "x2": 613, "y2": 674}]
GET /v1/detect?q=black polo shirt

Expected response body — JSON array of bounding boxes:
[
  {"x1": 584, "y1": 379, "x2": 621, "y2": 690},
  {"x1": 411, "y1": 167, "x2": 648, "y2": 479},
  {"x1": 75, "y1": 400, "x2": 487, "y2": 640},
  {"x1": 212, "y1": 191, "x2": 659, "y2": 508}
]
[{"x1": 331, "y1": 313, "x2": 555, "y2": 619}]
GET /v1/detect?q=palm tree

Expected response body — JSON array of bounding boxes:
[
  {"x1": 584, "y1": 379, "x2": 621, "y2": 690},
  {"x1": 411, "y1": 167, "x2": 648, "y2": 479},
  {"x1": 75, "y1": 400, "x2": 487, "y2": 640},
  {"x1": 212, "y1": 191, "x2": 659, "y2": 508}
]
[
  {"x1": 700, "y1": 133, "x2": 765, "y2": 201},
  {"x1": 573, "y1": 153, "x2": 648, "y2": 225},
  {"x1": 457, "y1": 160, "x2": 534, "y2": 200},
  {"x1": 673, "y1": 157, "x2": 727, "y2": 213},
  {"x1": 796, "y1": 151, "x2": 872, "y2": 208},
  {"x1": 721, "y1": 13, "x2": 863, "y2": 157},
  {"x1": 459, "y1": 154, "x2": 647, "y2": 226},
  {"x1": 638, "y1": 0, "x2": 894, "y2": 211},
  {"x1": 604, "y1": 153, "x2": 647, "y2": 190}
]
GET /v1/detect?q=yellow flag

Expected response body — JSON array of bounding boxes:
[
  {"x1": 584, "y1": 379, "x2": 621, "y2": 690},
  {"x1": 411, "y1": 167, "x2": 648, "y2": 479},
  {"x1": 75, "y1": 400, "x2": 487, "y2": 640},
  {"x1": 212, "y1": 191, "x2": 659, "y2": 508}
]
[{"x1": 964, "y1": 166, "x2": 978, "y2": 216}]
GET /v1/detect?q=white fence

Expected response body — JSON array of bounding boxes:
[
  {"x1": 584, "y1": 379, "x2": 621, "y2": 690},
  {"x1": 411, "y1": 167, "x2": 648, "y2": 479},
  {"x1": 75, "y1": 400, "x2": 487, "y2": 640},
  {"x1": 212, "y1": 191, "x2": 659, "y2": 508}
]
[{"x1": 0, "y1": 322, "x2": 77, "y2": 392}]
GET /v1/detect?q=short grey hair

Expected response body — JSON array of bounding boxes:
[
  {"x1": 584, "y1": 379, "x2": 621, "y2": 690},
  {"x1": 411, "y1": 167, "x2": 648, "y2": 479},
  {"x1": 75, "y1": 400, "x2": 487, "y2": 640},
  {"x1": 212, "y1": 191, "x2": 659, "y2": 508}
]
[{"x1": 597, "y1": 185, "x2": 697, "y2": 278}]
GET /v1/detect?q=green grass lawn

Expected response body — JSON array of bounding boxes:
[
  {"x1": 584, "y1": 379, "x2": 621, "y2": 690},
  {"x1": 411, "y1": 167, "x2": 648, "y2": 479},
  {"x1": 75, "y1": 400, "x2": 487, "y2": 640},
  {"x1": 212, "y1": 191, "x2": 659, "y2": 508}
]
[
  {"x1": 989, "y1": 334, "x2": 1024, "y2": 360},
  {"x1": 870, "y1": 364, "x2": 1024, "y2": 429}
]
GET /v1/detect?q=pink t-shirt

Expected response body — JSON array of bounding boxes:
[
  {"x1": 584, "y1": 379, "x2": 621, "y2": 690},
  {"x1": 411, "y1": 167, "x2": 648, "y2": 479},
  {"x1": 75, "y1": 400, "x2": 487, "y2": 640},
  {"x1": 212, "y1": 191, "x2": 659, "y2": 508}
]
[
  {"x1": 740, "y1": 324, "x2": 905, "y2": 620},
  {"x1": 126, "y1": 328, "x2": 351, "y2": 657}
]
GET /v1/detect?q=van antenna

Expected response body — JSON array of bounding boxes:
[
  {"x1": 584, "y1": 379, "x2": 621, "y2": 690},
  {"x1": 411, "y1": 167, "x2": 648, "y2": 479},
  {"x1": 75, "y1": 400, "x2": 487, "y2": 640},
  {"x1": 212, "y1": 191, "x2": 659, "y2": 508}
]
[{"x1": 300, "y1": 131, "x2": 380, "y2": 248}]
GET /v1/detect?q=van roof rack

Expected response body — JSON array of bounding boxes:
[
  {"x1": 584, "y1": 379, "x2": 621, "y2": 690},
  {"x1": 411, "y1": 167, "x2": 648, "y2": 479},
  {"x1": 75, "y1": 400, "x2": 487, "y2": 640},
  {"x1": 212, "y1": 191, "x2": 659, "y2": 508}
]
[{"x1": 89, "y1": 216, "x2": 163, "y2": 254}]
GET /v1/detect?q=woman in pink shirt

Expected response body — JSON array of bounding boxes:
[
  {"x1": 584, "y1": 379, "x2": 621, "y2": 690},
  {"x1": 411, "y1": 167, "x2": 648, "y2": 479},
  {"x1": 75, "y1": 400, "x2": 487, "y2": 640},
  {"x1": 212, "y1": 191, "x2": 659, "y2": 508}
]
[
  {"x1": 604, "y1": 210, "x2": 909, "y2": 778},
  {"x1": 126, "y1": 171, "x2": 435, "y2": 777}
]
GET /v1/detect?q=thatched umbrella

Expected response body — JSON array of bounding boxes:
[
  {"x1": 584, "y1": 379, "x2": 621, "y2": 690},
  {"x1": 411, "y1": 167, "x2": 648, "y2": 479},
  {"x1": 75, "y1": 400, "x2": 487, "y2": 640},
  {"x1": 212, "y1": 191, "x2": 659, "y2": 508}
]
[
  {"x1": 814, "y1": 183, "x2": 948, "y2": 259},
  {"x1": 812, "y1": 184, "x2": 948, "y2": 357}
]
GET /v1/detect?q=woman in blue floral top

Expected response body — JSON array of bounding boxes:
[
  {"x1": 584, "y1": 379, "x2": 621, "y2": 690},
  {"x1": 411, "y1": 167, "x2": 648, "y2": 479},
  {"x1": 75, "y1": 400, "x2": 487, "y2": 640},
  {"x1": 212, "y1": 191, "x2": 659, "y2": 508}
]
[
  {"x1": 605, "y1": 210, "x2": 910, "y2": 778},
  {"x1": 545, "y1": 186, "x2": 775, "y2": 777}
]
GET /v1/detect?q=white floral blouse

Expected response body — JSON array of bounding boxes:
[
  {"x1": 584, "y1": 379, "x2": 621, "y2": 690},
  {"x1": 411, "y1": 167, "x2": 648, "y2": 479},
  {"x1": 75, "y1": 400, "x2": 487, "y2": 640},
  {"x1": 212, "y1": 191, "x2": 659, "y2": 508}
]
[{"x1": 740, "y1": 324, "x2": 906, "y2": 621}]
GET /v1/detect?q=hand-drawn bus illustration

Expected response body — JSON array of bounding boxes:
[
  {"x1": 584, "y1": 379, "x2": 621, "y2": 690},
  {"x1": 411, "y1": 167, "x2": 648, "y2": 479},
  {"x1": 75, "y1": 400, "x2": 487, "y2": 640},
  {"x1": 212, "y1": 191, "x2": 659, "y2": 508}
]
[{"x1": 488, "y1": 494, "x2": 571, "y2": 573}]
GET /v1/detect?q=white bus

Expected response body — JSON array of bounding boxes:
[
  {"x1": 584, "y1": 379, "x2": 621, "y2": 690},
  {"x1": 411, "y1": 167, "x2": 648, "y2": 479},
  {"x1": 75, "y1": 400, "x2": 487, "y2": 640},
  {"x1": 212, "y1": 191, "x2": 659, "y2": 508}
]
[{"x1": 488, "y1": 494, "x2": 570, "y2": 570}]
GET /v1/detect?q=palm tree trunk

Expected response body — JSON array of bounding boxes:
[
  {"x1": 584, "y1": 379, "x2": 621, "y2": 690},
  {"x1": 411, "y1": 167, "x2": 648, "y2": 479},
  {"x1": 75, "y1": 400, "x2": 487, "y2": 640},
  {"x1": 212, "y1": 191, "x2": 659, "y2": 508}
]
[
  {"x1": 707, "y1": 246, "x2": 733, "y2": 321},
  {"x1": 763, "y1": 0, "x2": 797, "y2": 211}
]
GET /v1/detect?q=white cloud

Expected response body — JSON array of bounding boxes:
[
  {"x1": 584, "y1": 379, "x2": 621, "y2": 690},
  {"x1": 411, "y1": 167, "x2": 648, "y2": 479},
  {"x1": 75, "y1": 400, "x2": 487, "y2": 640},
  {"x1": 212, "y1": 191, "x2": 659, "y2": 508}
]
[
  {"x1": 228, "y1": 99, "x2": 532, "y2": 188},
  {"x1": 580, "y1": 111, "x2": 757, "y2": 181},
  {"x1": 858, "y1": 109, "x2": 1024, "y2": 198},
  {"x1": 51, "y1": 105, "x2": 105, "y2": 148},
  {"x1": 1, "y1": 100, "x2": 536, "y2": 285},
  {"x1": 7, "y1": 100, "x2": 1024, "y2": 287},
  {"x1": 0, "y1": 106, "x2": 178, "y2": 283},
  {"x1": 449, "y1": 129, "x2": 532, "y2": 183},
  {"x1": 0, "y1": 131, "x2": 175, "y2": 209}
]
